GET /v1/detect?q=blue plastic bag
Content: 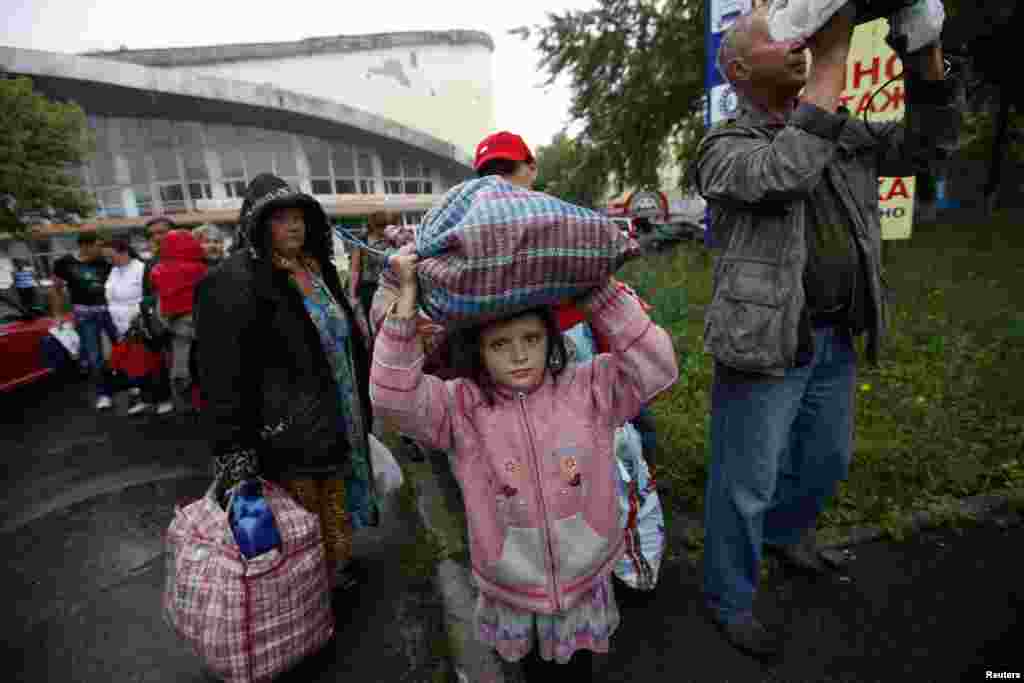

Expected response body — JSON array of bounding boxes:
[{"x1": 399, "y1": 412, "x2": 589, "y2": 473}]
[{"x1": 230, "y1": 479, "x2": 283, "y2": 559}]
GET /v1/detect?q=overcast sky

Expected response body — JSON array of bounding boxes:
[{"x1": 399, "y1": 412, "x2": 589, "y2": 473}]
[{"x1": 2, "y1": 0, "x2": 597, "y2": 153}]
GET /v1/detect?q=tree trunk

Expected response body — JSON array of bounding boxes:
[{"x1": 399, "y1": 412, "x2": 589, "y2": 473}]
[{"x1": 983, "y1": 88, "x2": 1012, "y2": 216}]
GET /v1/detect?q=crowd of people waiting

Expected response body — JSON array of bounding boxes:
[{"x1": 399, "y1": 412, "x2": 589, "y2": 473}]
[
  {"x1": 27, "y1": 4, "x2": 962, "y2": 677},
  {"x1": 44, "y1": 219, "x2": 225, "y2": 416}
]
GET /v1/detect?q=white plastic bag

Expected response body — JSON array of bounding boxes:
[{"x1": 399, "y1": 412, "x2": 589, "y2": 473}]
[
  {"x1": 613, "y1": 422, "x2": 666, "y2": 591},
  {"x1": 768, "y1": 0, "x2": 944, "y2": 54},
  {"x1": 889, "y1": 0, "x2": 944, "y2": 54},
  {"x1": 49, "y1": 321, "x2": 80, "y2": 360},
  {"x1": 369, "y1": 434, "x2": 404, "y2": 497},
  {"x1": 767, "y1": 0, "x2": 851, "y2": 43}
]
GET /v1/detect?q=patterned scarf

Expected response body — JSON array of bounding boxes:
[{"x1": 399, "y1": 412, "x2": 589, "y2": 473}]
[{"x1": 283, "y1": 255, "x2": 377, "y2": 528}]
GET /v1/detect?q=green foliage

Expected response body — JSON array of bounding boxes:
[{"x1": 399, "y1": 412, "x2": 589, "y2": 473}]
[
  {"x1": 958, "y1": 107, "x2": 1024, "y2": 165},
  {"x1": 618, "y1": 211, "x2": 1024, "y2": 542},
  {"x1": 533, "y1": 131, "x2": 608, "y2": 208},
  {"x1": 0, "y1": 76, "x2": 95, "y2": 236},
  {"x1": 520, "y1": 0, "x2": 706, "y2": 196},
  {"x1": 392, "y1": 450, "x2": 445, "y2": 581}
]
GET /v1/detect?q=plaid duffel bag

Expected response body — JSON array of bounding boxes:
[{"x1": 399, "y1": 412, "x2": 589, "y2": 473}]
[
  {"x1": 414, "y1": 175, "x2": 640, "y2": 326},
  {"x1": 163, "y1": 478, "x2": 334, "y2": 682}
]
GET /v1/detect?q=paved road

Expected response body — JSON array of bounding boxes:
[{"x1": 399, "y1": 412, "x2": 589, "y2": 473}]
[
  {"x1": 2, "y1": 375, "x2": 1021, "y2": 682},
  {"x1": 1, "y1": 374, "x2": 447, "y2": 682},
  {"x1": 594, "y1": 522, "x2": 1023, "y2": 682}
]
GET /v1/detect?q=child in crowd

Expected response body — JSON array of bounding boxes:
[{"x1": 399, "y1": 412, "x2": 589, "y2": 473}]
[
  {"x1": 149, "y1": 230, "x2": 208, "y2": 406},
  {"x1": 371, "y1": 248, "x2": 678, "y2": 679}
]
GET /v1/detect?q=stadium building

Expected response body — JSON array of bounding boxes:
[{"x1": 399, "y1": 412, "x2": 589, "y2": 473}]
[{"x1": 0, "y1": 30, "x2": 494, "y2": 271}]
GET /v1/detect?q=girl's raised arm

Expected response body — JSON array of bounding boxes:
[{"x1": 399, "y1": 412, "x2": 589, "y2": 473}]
[
  {"x1": 369, "y1": 249, "x2": 455, "y2": 452},
  {"x1": 582, "y1": 279, "x2": 680, "y2": 428}
]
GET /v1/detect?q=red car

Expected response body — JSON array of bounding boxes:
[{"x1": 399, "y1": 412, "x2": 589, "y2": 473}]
[{"x1": 0, "y1": 292, "x2": 59, "y2": 391}]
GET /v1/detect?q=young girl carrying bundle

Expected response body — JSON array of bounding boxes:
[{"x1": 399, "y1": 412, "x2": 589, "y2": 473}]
[{"x1": 370, "y1": 248, "x2": 679, "y2": 679}]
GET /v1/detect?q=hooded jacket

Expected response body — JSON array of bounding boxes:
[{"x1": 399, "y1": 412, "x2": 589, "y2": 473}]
[
  {"x1": 150, "y1": 231, "x2": 208, "y2": 318},
  {"x1": 194, "y1": 175, "x2": 375, "y2": 490},
  {"x1": 370, "y1": 281, "x2": 678, "y2": 614}
]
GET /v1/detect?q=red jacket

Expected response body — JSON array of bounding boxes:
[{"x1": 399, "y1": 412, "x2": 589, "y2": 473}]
[{"x1": 151, "y1": 230, "x2": 208, "y2": 317}]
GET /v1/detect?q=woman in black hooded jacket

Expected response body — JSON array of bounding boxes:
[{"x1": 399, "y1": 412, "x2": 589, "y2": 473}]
[{"x1": 195, "y1": 173, "x2": 376, "y2": 592}]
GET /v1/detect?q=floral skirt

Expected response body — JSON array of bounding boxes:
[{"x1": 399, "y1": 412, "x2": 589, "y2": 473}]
[
  {"x1": 475, "y1": 575, "x2": 620, "y2": 664},
  {"x1": 279, "y1": 476, "x2": 354, "y2": 581}
]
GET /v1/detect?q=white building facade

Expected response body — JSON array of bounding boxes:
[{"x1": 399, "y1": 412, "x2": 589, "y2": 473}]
[{"x1": 0, "y1": 30, "x2": 494, "y2": 236}]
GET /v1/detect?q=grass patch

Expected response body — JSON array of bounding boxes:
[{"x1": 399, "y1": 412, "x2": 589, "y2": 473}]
[{"x1": 618, "y1": 210, "x2": 1024, "y2": 542}]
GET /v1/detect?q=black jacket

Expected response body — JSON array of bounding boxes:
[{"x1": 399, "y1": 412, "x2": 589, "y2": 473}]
[{"x1": 195, "y1": 249, "x2": 373, "y2": 479}]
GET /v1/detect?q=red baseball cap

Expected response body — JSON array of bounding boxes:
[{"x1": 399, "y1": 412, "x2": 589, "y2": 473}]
[{"x1": 473, "y1": 131, "x2": 534, "y2": 170}]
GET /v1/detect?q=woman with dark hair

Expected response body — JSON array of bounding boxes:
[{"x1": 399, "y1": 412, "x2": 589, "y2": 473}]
[
  {"x1": 348, "y1": 210, "x2": 396, "y2": 331},
  {"x1": 195, "y1": 173, "x2": 376, "y2": 593}
]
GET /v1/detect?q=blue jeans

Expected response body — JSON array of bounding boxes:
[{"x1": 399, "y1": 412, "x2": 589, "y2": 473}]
[
  {"x1": 703, "y1": 326, "x2": 857, "y2": 624},
  {"x1": 75, "y1": 306, "x2": 119, "y2": 398}
]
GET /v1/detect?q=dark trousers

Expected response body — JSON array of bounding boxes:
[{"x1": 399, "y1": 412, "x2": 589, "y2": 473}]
[
  {"x1": 520, "y1": 648, "x2": 593, "y2": 682},
  {"x1": 16, "y1": 287, "x2": 37, "y2": 310},
  {"x1": 357, "y1": 282, "x2": 377, "y2": 326}
]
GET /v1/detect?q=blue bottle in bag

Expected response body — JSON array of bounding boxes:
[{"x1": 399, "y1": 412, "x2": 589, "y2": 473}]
[{"x1": 230, "y1": 480, "x2": 283, "y2": 559}]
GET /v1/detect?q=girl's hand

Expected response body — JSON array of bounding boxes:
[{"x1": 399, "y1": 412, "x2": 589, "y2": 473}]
[
  {"x1": 389, "y1": 244, "x2": 420, "y2": 320},
  {"x1": 389, "y1": 244, "x2": 419, "y2": 289}
]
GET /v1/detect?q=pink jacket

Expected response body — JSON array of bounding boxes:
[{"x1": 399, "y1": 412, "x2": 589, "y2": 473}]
[{"x1": 370, "y1": 282, "x2": 678, "y2": 614}]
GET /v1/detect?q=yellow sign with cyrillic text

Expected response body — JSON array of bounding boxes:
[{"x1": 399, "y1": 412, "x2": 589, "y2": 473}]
[{"x1": 841, "y1": 19, "x2": 915, "y2": 240}]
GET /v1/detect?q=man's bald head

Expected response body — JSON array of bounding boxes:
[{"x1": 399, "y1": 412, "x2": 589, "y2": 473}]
[
  {"x1": 715, "y1": 4, "x2": 809, "y2": 102},
  {"x1": 716, "y1": 8, "x2": 767, "y2": 85}
]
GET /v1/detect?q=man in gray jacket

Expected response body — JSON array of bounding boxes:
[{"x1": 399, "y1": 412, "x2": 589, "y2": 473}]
[{"x1": 695, "y1": 3, "x2": 959, "y2": 657}]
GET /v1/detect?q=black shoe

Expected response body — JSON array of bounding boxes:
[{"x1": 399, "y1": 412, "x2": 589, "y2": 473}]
[
  {"x1": 766, "y1": 531, "x2": 846, "y2": 576},
  {"x1": 333, "y1": 559, "x2": 366, "y2": 593},
  {"x1": 400, "y1": 436, "x2": 425, "y2": 463},
  {"x1": 711, "y1": 615, "x2": 782, "y2": 658}
]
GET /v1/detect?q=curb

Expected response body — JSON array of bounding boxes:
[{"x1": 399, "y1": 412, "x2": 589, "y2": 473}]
[
  {"x1": 412, "y1": 451, "x2": 520, "y2": 683},
  {"x1": 413, "y1": 450, "x2": 1022, "y2": 682},
  {"x1": 0, "y1": 465, "x2": 208, "y2": 535}
]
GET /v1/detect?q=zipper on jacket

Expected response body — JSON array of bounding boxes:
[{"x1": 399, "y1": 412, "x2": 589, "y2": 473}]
[{"x1": 518, "y1": 391, "x2": 561, "y2": 613}]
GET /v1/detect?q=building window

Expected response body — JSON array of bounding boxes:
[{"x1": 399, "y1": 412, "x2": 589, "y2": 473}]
[
  {"x1": 383, "y1": 157, "x2": 434, "y2": 195},
  {"x1": 335, "y1": 179, "x2": 357, "y2": 194},
  {"x1": 188, "y1": 183, "x2": 213, "y2": 201},
  {"x1": 158, "y1": 184, "x2": 188, "y2": 213},
  {"x1": 331, "y1": 143, "x2": 357, "y2": 194},
  {"x1": 224, "y1": 180, "x2": 247, "y2": 199},
  {"x1": 402, "y1": 211, "x2": 426, "y2": 226}
]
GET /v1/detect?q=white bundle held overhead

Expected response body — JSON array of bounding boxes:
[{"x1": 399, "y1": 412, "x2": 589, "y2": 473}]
[{"x1": 767, "y1": 0, "x2": 945, "y2": 54}]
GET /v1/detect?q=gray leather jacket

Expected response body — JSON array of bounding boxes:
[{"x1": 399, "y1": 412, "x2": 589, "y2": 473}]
[{"x1": 695, "y1": 74, "x2": 959, "y2": 375}]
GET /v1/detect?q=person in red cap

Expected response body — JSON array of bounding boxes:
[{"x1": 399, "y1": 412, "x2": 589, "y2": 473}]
[{"x1": 473, "y1": 131, "x2": 539, "y2": 187}]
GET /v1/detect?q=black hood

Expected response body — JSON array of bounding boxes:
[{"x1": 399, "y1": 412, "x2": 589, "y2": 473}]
[{"x1": 236, "y1": 173, "x2": 333, "y2": 263}]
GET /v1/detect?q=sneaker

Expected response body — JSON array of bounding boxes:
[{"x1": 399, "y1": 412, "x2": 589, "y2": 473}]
[
  {"x1": 126, "y1": 401, "x2": 153, "y2": 416},
  {"x1": 95, "y1": 396, "x2": 113, "y2": 410},
  {"x1": 156, "y1": 401, "x2": 175, "y2": 415}
]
